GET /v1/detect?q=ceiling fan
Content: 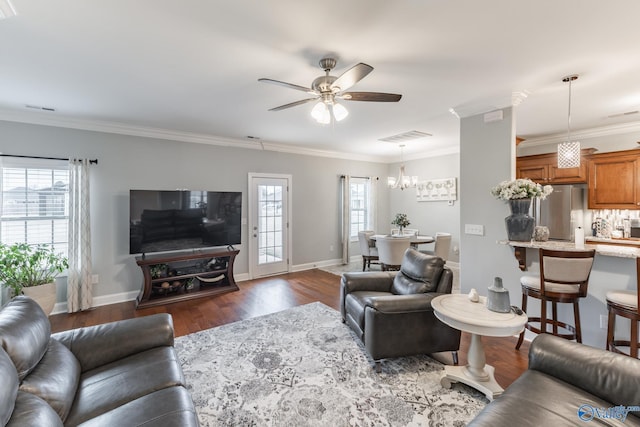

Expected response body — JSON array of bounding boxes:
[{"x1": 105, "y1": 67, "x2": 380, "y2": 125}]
[{"x1": 258, "y1": 57, "x2": 402, "y2": 124}]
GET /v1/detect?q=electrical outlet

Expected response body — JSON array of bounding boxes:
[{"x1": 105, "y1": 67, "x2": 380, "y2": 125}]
[
  {"x1": 91, "y1": 274, "x2": 99, "y2": 285},
  {"x1": 464, "y1": 224, "x2": 484, "y2": 236},
  {"x1": 600, "y1": 314, "x2": 607, "y2": 329},
  {"x1": 452, "y1": 246, "x2": 459, "y2": 254},
  {"x1": 329, "y1": 245, "x2": 334, "y2": 252}
]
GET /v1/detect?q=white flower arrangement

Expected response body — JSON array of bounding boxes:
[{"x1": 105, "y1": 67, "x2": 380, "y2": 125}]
[{"x1": 490, "y1": 178, "x2": 553, "y2": 201}]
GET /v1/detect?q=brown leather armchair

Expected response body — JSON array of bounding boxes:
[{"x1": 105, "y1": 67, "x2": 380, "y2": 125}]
[{"x1": 340, "y1": 248, "x2": 460, "y2": 370}]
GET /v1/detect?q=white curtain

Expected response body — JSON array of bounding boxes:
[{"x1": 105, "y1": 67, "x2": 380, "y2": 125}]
[
  {"x1": 368, "y1": 176, "x2": 377, "y2": 232},
  {"x1": 341, "y1": 175, "x2": 350, "y2": 264},
  {"x1": 67, "y1": 159, "x2": 93, "y2": 312}
]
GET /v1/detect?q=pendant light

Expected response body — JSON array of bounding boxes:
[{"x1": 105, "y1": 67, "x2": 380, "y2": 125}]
[
  {"x1": 557, "y1": 74, "x2": 580, "y2": 169},
  {"x1": 387, "y1": 144, "x2": 418, "y2": 190}
]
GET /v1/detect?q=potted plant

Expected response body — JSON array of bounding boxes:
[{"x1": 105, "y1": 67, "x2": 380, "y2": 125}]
[
  {"x1": 391, "y1": 213, "x2": 411, "y2": 235},
  {"x1": 0, "y1": 243, "x2": 68, "y2": 315}
]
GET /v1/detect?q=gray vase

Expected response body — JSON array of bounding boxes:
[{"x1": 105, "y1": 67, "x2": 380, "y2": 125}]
[
  {"x1": 487, "y1": 277, "x2": 511, "y2": 313},
  {"x1": 505, "y1": 198, "x2": 534, "y2": 241}
]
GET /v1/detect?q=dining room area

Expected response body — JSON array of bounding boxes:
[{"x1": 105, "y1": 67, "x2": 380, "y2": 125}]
[{"x1": 359, "y1": 229, "x2": 452, "y2": 271}]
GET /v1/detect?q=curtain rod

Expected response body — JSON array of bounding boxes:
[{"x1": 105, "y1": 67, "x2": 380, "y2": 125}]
[
  {"x1": 340, "y1": 175, "x2": 379, "y2": 180},
  {"x1": 0, "y1": 154, "x2": 98, "y2": 164}
]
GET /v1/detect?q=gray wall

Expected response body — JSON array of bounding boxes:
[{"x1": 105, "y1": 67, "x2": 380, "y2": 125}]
[
  {"x1": 0, "y1": 120, "x2": 389, "y2": 304},
  {"x1": 387, "y1": 153, "x2": 460, "y2": 262},
  {"x1": 460, "y1": 107, "x2": 519, "y2": 298}
]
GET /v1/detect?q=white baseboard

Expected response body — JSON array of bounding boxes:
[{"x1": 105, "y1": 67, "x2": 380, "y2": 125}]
[
  {"x1": 51, "y1": 290, "x2": 140, "y2": 315},
  {"x1": 291, "y1": 258, "x2": 344, "y2": 272}
]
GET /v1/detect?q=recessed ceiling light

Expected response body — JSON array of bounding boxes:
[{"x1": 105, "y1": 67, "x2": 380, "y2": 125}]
[
  {"x1": 0, "y1": 0, "x2": 17, "y2": 19},
  {"x1": 378, "y1": 130, "x2": 432, "y2": 143}
]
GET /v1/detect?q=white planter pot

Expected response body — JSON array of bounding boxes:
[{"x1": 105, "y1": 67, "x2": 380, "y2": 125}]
[{"x1": 22, "y1": 282, "x2": 57, "y2": 316}]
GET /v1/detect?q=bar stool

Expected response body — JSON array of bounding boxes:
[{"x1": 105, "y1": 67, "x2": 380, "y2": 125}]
[
  {"x1": 606, "y1": 256, "x2": 640, "y2": 358},
  {"x1": 516, "y1": 248, "x2": 596, "y2": 349}
]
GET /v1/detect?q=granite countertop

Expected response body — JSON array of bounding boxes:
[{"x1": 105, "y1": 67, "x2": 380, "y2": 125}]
[{"x1": 498, "y1": 239, "x2": 640, "y2": 258}]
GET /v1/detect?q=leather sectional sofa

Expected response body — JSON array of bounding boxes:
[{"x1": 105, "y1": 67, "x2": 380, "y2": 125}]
[
  {"x1": 0, "y1": 296, "x2": 199, "y2": 426},
  {"x1": 469, "y1": 334, "x2": 640, "y2": 426}
]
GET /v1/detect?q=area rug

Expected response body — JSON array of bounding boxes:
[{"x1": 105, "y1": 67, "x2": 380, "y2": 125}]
[{"x1": 174, "y1": 302, "x2": 487, "y2": 426}]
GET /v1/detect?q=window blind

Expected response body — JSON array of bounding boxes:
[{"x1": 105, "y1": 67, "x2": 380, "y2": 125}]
[{"x1": 0, "y1": 157, "x2": 69, "y2": 255}]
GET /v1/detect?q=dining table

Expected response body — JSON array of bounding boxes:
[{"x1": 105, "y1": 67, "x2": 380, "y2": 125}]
[{"x1": 370, "y1": 234, "x2": 434, "y2": 249}]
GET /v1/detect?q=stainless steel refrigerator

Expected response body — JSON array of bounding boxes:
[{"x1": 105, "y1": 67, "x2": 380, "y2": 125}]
[{"x1": 535, "y1": 184, "x2": 585, "y2": 241}]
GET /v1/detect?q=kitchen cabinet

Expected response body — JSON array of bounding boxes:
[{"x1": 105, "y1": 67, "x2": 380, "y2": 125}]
[
  {"x1": 588, "y1": 149, "x2": 640, "y2": 209},
  {"x1": 516, "y1": 149, "x2": 596, "y2": 184}
]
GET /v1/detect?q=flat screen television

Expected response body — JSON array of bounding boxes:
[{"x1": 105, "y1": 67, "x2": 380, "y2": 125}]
[{"x1": 129, "y1": 190, "x2": 242, "y2": 255}]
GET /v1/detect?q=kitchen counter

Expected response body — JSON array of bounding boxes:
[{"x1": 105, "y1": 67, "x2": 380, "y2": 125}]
[{"x1": 498, "y1": 239, "x2": 640, "y2": 271}]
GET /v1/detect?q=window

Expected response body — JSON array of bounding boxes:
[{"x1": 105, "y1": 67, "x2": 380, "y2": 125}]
[
  {"x1": 349, "y1": 178, "x2": 371, "y2": 240},
  {"x1": 0, "y1": 158, "x2": 69, "y2": 255}
]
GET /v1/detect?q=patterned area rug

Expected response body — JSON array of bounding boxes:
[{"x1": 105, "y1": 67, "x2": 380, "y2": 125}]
[{"x1": 175, "y1": 302, "x2": 487, "y2": 426}]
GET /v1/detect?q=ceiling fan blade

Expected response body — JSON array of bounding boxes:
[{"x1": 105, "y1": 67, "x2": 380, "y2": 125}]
[
  {"x1": 340, "y1": 92, "x2": 402, "y2": 102},
  {"x1": 258, "y1": 78, "x2": 316, "y2": 95},
  {"x1": 331, "y1": 63, "x2": 373, "y2": 92},
  {"x1": 268, "y1": 97, "x2": 319, "y2": 111}
]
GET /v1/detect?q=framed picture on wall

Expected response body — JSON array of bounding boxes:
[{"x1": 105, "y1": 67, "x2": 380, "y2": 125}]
[{"x1": 416, "y1": 177, "x2": 457, "y2": 202}]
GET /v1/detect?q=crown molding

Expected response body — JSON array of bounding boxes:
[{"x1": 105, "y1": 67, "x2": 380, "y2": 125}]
[
  {"x1": 0, "y1": 108, "x2": 389, "y2": 163},
  {"x1": 402, "y1": 145, "x2": 460, "y2": 162},
  {"x1": 520, "y1": 121, "x2": 640, "y2": 147}
]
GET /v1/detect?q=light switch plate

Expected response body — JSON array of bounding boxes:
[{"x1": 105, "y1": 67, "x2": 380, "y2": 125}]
[{"x1": 465, "y1": 224, "x2": 484, "y2": 236}]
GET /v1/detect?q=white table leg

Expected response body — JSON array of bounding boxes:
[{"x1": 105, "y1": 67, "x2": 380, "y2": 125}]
[
  {"x1": 440, "y1": 333, "x2": 504, "y2": 401},
  {"x1": 465, "y1": 333, "x2": 489, "y2": 380}
]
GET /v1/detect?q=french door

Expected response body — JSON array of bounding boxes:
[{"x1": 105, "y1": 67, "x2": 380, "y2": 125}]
[{"x1": 248, "y1": 174, "x2": 291, "y2": 278}]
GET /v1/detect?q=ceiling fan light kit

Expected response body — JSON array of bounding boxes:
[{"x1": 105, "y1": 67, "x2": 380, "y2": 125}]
[
  {"x1": 557, "y1": 74, "x2": 581, "y2": 169},
  {"x1": 0, "y1": 0, "x2": 16, "y2": 19},
  {"x1": 259, "y1": 56, "x2": 401, "y2": 125}
]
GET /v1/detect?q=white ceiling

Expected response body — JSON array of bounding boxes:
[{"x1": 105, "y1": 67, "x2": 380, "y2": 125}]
[{"x1": 1, "y1": 0, "x2": 640, "y2": 162}]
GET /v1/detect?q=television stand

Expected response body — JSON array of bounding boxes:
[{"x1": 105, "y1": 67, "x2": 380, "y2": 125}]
[{"x1": 135, "y1": 248, "x2": 239, "y2": 309}]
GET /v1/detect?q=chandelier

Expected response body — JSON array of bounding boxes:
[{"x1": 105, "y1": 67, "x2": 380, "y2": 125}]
[
  {"x1": 387, "y1": 145, "x2": 418, "y2": 190},
  {"x1": 557, "y1": 74, "x2": 580, "y2": 169}
]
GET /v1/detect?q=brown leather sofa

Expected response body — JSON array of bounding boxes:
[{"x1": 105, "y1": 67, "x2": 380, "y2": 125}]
[
  {"x1": 340, "y1": 248, "x2": 460, "y2": 370},
  {"x1": 469, "y1": 334, "x2": 640, "y2": 426},
  {"x1": 0, "y1": 296, "x2": 199, "y2": 426}
]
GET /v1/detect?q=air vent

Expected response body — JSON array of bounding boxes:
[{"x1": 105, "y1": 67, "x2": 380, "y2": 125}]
[
  {"x1": 25, "y1": 104, "x2": 56, "y2": 112},
  {"x1": 607, "y1": 110, "x2": 639, "y2": 119},
  {"x1": 378, "y1": 130, "x2": 432, "y2": 143}
]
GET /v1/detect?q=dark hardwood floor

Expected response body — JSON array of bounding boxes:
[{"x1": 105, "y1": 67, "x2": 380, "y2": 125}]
[{"x1": 49, "y1": 268, "x2": 530, "y2": 388}]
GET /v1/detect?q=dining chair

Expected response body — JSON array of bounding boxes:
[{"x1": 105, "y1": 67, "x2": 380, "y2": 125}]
[
  {"x1": 376, "y1": 236, "x2": 411, "y2": 271},
  {"x1": 515, "y1": 248, "x2": 596, "y2": 350},
  {"x1": 421, "y1": 232, "x2": 452, "y2": 261},
  {"x1": 606, "y1": 256, "x2": 640, "y2": 358},
  {"x1": 357, "y1": 230, "x2": 379, "y2": 271}
]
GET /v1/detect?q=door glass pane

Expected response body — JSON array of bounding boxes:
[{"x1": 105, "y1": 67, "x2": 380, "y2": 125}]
[{"x1": 258, "y1": 184, "x2": 284, "y2": 265}]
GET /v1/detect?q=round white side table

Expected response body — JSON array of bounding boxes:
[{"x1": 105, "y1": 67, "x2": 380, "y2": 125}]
[{"x1": 431, "y1": 294, "x2": 527, "y2": 401}]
